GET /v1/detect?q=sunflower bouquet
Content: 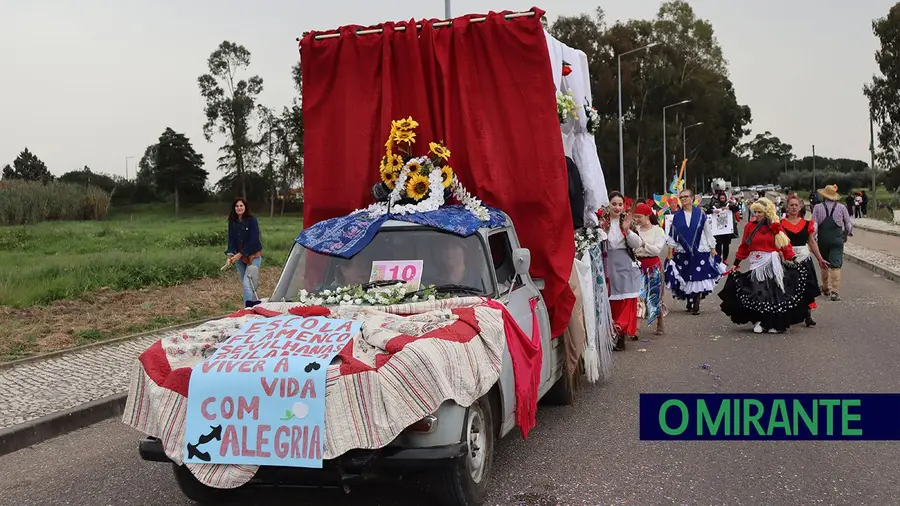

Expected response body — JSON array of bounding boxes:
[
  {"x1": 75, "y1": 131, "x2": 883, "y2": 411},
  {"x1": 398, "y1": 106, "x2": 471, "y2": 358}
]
[{"x1": 364, "y1": 116, "x2": 489, "y2": 221}]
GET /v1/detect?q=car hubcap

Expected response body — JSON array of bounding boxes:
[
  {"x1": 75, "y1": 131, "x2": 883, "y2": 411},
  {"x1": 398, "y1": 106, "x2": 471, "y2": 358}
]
[{"x1": 466, "y1": 407, "x2": 486, "y2": 483}]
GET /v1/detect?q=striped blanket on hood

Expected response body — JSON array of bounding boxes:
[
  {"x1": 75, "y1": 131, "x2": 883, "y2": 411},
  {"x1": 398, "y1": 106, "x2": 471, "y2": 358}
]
[{"x1": 122, "y1": 297, "x2": 539, "y2": 489}]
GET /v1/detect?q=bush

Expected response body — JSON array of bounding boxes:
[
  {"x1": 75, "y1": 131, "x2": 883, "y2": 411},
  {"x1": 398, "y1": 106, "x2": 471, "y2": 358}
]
[
  {"x1": 777, "y1": 170, "x2": 887, "y2": 193},
  {"x1": 0, "y1": 179, "x2": 110, "y2": 225}
]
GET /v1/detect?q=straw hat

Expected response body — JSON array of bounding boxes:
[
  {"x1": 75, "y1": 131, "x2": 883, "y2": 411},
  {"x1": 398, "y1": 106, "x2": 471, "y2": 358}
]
[{"x1": 817, "y1": 184, "x2": 840, "y2": 201}]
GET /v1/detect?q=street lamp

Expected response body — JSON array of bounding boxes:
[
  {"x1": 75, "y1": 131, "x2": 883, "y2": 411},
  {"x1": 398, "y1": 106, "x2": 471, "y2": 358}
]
[
  {"x1": 617, "y1": 42, "x2": 660, "y2": 192},
  {"x1": 663, "y1": 99, "x2": 691, "y2": 192},
  {"x1": 682, "y1": 121, "x2": 703, "y2": 184},
  {"x1": 445, "y1": 0, "x2": 451, "y2": 18},
  {"x1": 125, "y1": 156, "x2": 135, "y2": 180}
]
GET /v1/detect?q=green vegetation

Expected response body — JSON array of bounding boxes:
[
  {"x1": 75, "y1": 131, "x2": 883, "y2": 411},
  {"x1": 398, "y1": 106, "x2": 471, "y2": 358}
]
[
  {"x1": 0, "y1": 179, "x2": 110, "y2": 225},
  {"x1": 0, "y1": 205, "x2": 302, "y2": 307}
]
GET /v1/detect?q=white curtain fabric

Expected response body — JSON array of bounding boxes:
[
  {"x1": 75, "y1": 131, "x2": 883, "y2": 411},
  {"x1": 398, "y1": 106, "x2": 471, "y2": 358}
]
[{"x1": 544, "y1": 31, "x2": 609, "y2": 227}]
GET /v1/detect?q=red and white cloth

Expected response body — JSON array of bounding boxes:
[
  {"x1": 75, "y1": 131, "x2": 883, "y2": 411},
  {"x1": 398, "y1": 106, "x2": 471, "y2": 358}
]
[{"x1": 122, "y1": 298, "x2": 540, "y2": 489}]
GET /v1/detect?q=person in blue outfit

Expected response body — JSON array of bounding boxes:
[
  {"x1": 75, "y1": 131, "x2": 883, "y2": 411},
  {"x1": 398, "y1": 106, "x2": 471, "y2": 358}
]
[
  {"x1": 226, "y1": 197, "x2": 264, "y2": 307},
  {"x1": 665, "y1": 188, "x2": 722, "y2": 315}
]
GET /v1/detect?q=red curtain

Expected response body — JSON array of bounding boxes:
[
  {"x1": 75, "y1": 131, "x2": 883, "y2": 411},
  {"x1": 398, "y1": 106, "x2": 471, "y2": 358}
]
[{"x1": 300, "y1": 7, "x2": 575, "y2": 336}]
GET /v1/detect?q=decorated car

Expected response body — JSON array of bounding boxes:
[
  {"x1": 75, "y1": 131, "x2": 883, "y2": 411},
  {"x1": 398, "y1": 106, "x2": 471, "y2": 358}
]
[{"x1": 124, "y1": 8, "x2": 616, "y2": 506}]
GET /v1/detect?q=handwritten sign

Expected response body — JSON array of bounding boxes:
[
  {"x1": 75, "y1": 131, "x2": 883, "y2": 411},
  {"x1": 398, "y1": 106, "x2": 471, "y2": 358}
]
[
  {"x1": 369, "y1": 260, "x2": 424, "y2": 291},
  {"x1": 183, "y1": 315, "x2": 362, "y2": 468}
]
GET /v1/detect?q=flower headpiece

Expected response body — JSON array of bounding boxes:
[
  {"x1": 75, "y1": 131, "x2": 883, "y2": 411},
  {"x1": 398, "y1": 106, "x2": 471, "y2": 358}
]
[{"x1": 360, "y1": 116, "x2": 489, "y2": 221}]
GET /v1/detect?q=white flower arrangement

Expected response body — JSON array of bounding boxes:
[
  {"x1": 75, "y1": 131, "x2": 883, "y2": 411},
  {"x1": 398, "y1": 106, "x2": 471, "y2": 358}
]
[
  {"x1": 584, "y1": 104, "x2": 600, "y2": 134},
  {"x1": 450, "y1": 176, "x2": 490, "y2": 221},
  {"x1": 296, "y1": 283, "x2": 440, "y2": 307},
  {"x1": 557, "y1": 90, "x2": 578, "y2": 124},
  {"x1": 575, "y1": 226, "x2": 605, "y2": 256}
]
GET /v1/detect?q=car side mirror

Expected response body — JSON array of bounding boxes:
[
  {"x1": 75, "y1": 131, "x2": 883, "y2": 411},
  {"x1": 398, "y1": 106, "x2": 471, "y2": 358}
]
[{"x1": 512, "y1": 248, "x2": 531, "y2": 276}]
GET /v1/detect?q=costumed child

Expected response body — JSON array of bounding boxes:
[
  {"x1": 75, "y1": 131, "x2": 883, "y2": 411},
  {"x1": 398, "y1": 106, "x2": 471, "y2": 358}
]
[
  {"x1": 718, "y1": 197, "x2": 818, "y2": 334},
  {"x1": 633, "y1": 203, "x2": 667, "y2": 335}
]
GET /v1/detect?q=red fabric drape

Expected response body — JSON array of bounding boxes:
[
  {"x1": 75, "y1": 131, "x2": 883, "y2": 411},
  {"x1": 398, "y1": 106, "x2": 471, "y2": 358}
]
[{"x1": 300, "y1": 7, "x2": 575, "y2": 336}]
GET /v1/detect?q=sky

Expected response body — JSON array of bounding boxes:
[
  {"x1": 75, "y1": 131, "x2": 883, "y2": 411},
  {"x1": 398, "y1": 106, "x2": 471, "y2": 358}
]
[{"x1": 1, "y1": 0, "x2": 894, "y2": 183}]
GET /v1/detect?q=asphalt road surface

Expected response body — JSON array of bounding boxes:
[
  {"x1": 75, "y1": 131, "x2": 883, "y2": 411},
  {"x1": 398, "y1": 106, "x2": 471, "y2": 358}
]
[{"x1": 2, "y1": 260, "x2": 900, "y2": 506}]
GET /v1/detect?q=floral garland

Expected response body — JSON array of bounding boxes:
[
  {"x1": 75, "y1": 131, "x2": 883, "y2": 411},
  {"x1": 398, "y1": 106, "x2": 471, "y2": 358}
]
[
  {"x1": 585, "y1": 104, "x2": 600, "y2": 134},
  {"x1": 575, "y1": 227, "x2": 605, "y2": 256},
  {"x1": 557, "y1": 91, "x2": 578, "y2": 124},
  {"x1": 357, "y1": 116, "x2": 491, "y2": 221},
  {"x1": 295, "y1": 283, "x2": 440, "y2": 307}
]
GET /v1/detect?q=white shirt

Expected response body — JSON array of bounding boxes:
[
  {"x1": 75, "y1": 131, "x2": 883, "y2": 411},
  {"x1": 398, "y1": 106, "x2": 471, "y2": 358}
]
[
  {"x1": 666, "y1": 208, "x2": 716, "y2": 253},
  {"x1": 607, "y1": 222, "x2": 643, "y2": 250},
  {"x1": 635, "y1": 225, "x2": 667, "y2": 258}
]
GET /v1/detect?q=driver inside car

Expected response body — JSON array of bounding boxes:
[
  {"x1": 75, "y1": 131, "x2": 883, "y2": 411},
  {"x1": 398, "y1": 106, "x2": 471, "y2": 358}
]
[{"x1": 335, "y1": 252, "x2": 372, "y2": 286}]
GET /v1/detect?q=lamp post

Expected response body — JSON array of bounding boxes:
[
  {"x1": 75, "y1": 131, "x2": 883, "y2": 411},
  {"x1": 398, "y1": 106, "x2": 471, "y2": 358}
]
[
  {"x1": 125, "y1": 156, "x2": 135, "y2": 180},
  {"x1": 870, "y1": 109, "x2": 878, "y2": 198},
  {"x1": 812, "y1": 145, "x2": 816, "y2": 191},
  {"x1": 682, "y1": 121, "x2": 704, "y2": 183},
  {"x1": 663, "y1": 99, "x2": 691, "y2": 192},
  {"x1": 617, "y1": 42, "x2": 659, "y2": 192},
  {"x1": 445, "y1": 0, "x2": 451, "y2": 18}
]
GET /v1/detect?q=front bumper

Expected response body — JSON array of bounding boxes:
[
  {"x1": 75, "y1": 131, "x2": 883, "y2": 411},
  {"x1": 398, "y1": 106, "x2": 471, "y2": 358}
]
[{"x1": 139, "y1": 437, "x2": 465, "y2": 485}]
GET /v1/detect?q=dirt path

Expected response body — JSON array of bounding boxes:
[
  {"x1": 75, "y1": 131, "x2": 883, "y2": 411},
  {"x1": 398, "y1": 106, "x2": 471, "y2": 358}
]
[{"x1": 0, "y1": 268, "x2": 283, "y2": 361}]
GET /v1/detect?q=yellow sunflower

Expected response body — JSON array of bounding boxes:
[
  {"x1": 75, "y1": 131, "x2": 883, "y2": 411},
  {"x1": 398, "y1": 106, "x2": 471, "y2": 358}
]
[
  {"x1": 405, "y1": 160, "x2": 423, "y2": 175},
  {"x1": 406, "y1": 173, "x2": 430, "y2": 201},
  {"x1": 440, "y1": 165, "x2": 454, "y2": 188},
  {"x1": 380, "y1": 167, "x2": 398, "y2": 189},
  {"x1": 392, "y1": 116, "x2": 419, "y2": 131},
  {"x1": 392, "y1": 128, "x2": 416, "y2": 145},
  {"x1": 429, "y1": 142, "x2": 451, "y2": 161},
  {"x1": 385, "y1": 154, "x2": 404, "y2": 172}
]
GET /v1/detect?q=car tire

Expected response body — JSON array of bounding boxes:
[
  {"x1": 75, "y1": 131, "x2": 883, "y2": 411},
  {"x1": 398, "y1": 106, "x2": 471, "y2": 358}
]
[
  {"x1": 434, "y1": 395, "x2": 494, "y2": 506},
  {"x1": 172, "y1": 463, "x2": 239, "y2": 504}
]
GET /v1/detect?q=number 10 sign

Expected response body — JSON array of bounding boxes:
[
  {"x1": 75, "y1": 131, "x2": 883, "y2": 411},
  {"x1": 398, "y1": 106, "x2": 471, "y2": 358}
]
[{"x1": 369, "y1": 260, "x2": 424, "y2": 292}]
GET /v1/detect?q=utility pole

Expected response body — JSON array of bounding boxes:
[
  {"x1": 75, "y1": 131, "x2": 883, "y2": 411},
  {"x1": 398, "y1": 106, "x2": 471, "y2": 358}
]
[
  {"x1": 445, "y1": 0, "x2": 451, "y2": 18},
  {"x1": 812, "y1": 145, "x2": 816, "y2": 191},
  {"x1": 125, "y1": 156, "x2": 135, "y2": 180},
  {"x1": 870, "y1": 110, "x2": 878, "y2": 197}
]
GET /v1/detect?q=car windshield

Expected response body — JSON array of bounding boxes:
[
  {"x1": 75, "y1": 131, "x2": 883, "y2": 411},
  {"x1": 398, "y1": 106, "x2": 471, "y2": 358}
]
[{"x1": 273, "y1": 227, "x2": 495, "y2": 302}]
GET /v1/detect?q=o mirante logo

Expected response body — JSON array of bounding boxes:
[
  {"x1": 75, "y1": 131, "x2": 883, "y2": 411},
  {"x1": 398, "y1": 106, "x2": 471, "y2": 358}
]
[{"x1": 639, "y1": 394, "x2": 900, "y2": 440}]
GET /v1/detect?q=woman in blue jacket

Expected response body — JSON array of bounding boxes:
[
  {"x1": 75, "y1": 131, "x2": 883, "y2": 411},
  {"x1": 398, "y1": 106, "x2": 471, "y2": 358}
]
[{"x1": 226, "y1": 198, "x2": 263, "y2": 307}]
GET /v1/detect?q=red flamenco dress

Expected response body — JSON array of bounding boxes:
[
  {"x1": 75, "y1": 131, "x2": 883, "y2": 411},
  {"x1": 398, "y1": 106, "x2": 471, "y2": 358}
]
[{"x1": 718, "y1": 220, "x2": 818, "y2": 333}]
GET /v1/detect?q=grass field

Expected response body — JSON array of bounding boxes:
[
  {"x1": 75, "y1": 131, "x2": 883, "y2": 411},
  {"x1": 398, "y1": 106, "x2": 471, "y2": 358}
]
[
  {"x1": 0, "y1": 204, "x2": 303, "y2": 307},
  {"x1": 0, "y1": 203, "x2": 304, "y2": 360}
]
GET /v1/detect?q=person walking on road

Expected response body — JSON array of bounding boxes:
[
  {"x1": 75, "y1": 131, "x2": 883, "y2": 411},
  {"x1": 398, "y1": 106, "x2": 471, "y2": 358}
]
[
  {"x1": 634, "y1": 203, "x2": 667, "y2": 335},
  {"x1": 226, "y1": 197, "x2": 264, "y2": 308},
  {"x1": 812, "y1": 185, "x2": 853, "y2": 301},
  {"x1": 719, "y1": 197, "x2": 818, "y2": 334},
  {"x1": 666, "y1": 188, "x2": 722, "y2": 315},
  {"x1": 706, "y1": 190, "x2": 739, "y2": 263},
  {"x1": 860, "y1": 190, "x2": 869, "y2": 217},
  {"x1": 782, "y1": 195, "x2": 829, "y2": 326},
  {"x1": 600, "y1": 191, "x2": 644, "y2": 350}
]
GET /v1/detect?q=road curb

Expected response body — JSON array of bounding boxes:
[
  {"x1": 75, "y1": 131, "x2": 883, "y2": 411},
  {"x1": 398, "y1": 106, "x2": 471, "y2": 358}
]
[
  {"x1": 844, "y1": 252, "x2": 900, "y2": 283},
  {"x1": 0, "y1": 393, "x2": 127, "y2": 457},
  {"x1": 0, "y1": 314, "x2": 229, "y2": 371},
  {"x1": 854, "y1": 223, "x2": 900, "y2": 238}
]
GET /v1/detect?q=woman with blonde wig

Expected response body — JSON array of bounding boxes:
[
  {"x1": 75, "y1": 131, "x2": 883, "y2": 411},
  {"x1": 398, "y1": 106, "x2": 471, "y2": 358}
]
[{"x1": 718, "y1": 197, "x2": 818, "y2": 334}]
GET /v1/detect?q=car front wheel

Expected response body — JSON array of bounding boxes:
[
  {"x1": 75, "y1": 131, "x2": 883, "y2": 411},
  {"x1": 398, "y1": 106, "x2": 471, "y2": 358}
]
[{"x1": 434, "y1": 395, "x2": 495, "y2": 506}]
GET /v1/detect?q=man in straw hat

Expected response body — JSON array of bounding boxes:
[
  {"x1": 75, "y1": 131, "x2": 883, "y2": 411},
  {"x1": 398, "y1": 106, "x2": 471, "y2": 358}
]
[{"x1": 811, "y1": 184, "x2": 853, "y2": 301}]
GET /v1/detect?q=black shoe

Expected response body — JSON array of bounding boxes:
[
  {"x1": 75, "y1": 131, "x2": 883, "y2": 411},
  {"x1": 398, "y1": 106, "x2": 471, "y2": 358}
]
[
  {"x1": 805, "y1": 317, "x2": 816, "y2": 327},
  {"x1": 613, "y1": 336, "x2": 625, "y2": 351},
  {"x1": 686, "y1": 300, "x2": 694, "y2": 312}
]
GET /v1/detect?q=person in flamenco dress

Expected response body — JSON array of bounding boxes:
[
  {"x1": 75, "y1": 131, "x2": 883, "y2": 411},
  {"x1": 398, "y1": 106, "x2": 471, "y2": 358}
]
[
  {"x1": 718, "y1": 197, "x2": 819, "y2": 334},
  {"x1": 781, "y1": 194, "x2": 828, "y2": 327}
]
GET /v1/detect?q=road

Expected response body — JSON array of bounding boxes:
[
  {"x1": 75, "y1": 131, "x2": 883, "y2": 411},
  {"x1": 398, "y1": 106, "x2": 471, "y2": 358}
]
[{"x1": 2, "y1": 260, "x2": 900, "y2": 505}]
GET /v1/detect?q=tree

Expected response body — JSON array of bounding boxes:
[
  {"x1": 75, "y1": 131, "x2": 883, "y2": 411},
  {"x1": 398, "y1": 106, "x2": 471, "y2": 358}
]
[
  {"x1": 198, "y1": 41, "x2": 264, "y2": 198},
  {"x1": 548, "y1": 1, "x2": 751, "y2": 197},
  {"x1": 865, "y1": 3, "x2": 900, "y2": 191},
  {"x1": 152, "y1": 128, "x2": 208, "y2": 215},
  {"x1": 742, "y1": 131, "x2": 793, "y2": 160},
  {"x1": 2, "y1": 148, "x2": 54, "y2": 183}
]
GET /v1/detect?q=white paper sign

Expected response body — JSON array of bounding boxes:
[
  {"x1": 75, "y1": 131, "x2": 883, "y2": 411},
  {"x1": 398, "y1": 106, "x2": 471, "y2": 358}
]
[
  {"x1": 711, "y1": 210, "x2": 734, "y2": 236},
  {"x1": 664, "y1": 214, "x2": 674, "y2": 236}
]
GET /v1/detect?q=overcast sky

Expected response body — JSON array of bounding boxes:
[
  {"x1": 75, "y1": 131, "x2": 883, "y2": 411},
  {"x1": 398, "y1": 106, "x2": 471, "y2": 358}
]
[{"x1": 1, "y1": 0, "x2": 893, "y2": 182}]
